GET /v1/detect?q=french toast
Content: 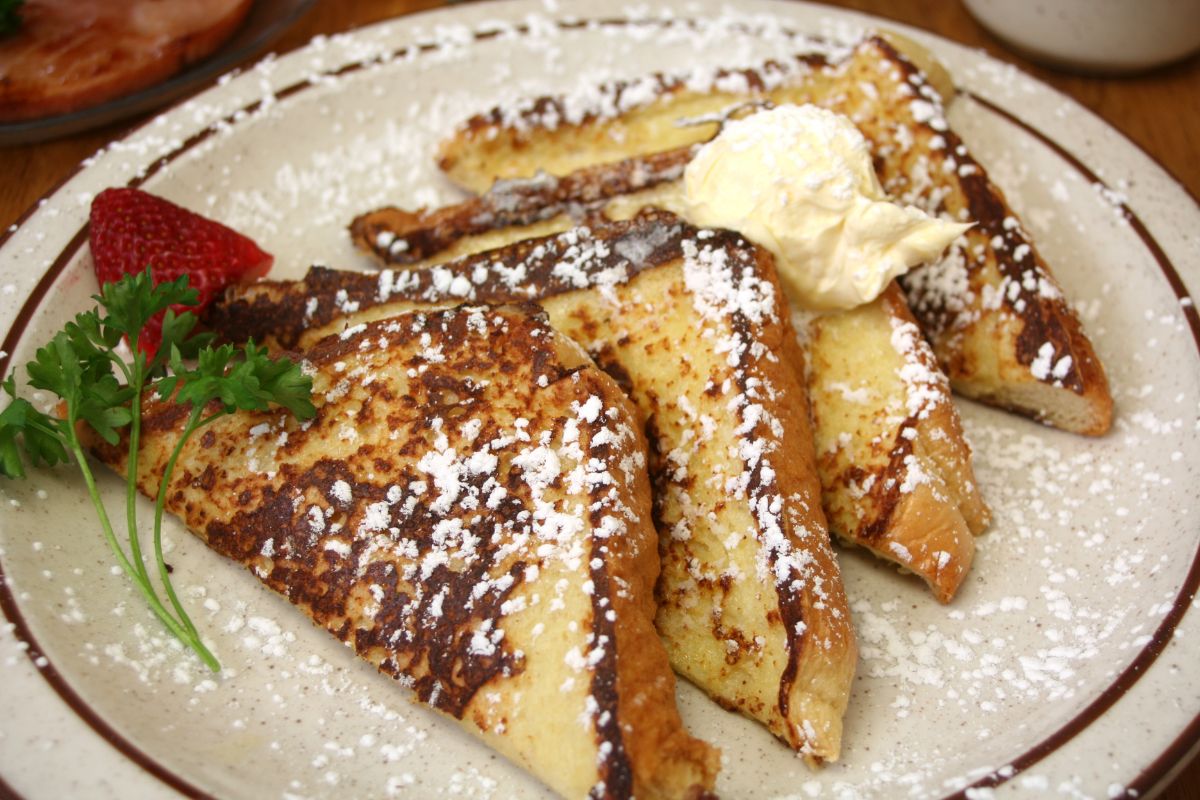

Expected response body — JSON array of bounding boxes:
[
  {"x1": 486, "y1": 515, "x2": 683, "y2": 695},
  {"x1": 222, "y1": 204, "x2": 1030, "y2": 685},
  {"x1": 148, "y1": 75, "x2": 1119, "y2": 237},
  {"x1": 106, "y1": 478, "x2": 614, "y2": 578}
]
[
  {"x1": 209, "y1": 213, "x2": 859, "y2": 763},
  {"x1": 350, "y1": 145, "x2": 696, "y2": 268},
  {"x1": 86, "y1": 305, "x2": 719, "y2": 799},
  {"x1": 350, "y1": 149, "x2": 989, "y2": 602},
  {"x1": 802, "y1": 283, "x2": 988, "y2": 603},
  {"x1": 435, "y1": 34, "x2": 1113, "y2": 436}
]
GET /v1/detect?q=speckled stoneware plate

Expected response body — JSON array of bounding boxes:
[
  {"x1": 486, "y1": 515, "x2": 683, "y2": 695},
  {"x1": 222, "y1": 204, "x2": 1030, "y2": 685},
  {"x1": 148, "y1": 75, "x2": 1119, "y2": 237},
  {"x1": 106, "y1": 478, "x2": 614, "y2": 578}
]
[{"x1": 1, "y1": 1, "x2": 1198, "y2": 798}]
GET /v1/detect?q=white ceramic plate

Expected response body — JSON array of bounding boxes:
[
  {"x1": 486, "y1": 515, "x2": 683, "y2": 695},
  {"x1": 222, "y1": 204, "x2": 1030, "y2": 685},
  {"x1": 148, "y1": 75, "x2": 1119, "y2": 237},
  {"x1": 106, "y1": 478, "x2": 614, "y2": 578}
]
[{"x1": 1, "y1": 2, "x2": 1198, "y2": 798}]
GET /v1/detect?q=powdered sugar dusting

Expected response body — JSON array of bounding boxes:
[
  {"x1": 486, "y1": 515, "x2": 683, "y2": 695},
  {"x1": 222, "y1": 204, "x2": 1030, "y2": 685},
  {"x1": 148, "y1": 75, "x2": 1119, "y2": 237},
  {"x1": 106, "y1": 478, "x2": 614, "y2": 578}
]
[{"x1": 1, "y1": 3, "x2": 1197, "y2": 799}]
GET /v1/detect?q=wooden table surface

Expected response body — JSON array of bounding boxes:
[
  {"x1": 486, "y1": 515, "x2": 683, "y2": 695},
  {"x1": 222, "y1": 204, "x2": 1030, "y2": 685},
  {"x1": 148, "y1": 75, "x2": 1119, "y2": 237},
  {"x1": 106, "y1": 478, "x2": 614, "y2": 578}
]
[{"x1": 1, "y1": 0, "x2": 1197, "y2": 797}]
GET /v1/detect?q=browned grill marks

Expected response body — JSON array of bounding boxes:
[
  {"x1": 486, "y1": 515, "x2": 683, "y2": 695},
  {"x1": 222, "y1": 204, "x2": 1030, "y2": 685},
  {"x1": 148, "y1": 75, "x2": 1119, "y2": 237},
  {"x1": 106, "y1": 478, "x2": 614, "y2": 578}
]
[
  {"x1": 4, "y1": 14, "x2": 1188, "y2": 797},
  {"x1": 457, "y1": 57, "x2": 827, "y2": 140},
  {"x1": 870, "y1": 36, "x2": 1087, "y2": 393},
  {"x1": 726, "y1": 305, "x2": 809, "y2": 722},
  {"x1": 585, "y1": 435, "x2": 633, "y2": 799},
  {"x1": 353, "y1": 147, "x2": 696, "y2": 267},
  {"x1": 210, "y1": 215, "x2": 851, "y2": 756},
  {"x1": 852, "y1": 426, "x2": 916, "y2": 543},
  {"x1": 209, "y1": 212, "x2": 698, "y2": 349},
  {"x1": 73, "y1": 300, "x2": 721, "y2": 796}
]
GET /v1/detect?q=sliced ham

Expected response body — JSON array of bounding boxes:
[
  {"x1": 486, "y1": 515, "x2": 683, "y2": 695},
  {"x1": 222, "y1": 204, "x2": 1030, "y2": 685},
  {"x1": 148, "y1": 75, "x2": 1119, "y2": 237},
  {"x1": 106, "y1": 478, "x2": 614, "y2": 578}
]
[{"x1": 0, "y1": 0, "x2": 253, "y2": 122}]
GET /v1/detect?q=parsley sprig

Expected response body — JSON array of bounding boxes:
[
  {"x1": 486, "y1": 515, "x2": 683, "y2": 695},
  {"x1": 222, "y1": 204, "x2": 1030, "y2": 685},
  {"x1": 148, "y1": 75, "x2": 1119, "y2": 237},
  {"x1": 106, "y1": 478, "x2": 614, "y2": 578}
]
[{"x1": 0, "y1": 270, "x2": 315, "y2": 671}]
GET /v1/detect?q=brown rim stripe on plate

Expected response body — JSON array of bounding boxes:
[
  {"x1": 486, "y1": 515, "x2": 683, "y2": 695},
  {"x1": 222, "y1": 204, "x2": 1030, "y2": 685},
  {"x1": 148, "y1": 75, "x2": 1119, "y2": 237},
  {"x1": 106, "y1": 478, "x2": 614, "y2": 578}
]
[
  {"x1": 947, "y1": 93, "x2": 1200, "y2": 800},
  {"x1": 0, "y1": 770, "x2": 26, "y2": 800},
  {"x1": 1133, "y1": 711, "x2": 1200, "y2": 797},
  {"x1": 1, "y1": 218, "x2": 217, "y2": 800},
  {"x1": 0, "y1": 14, "x2": 1197, "y2": 798},
  {"x1": 0, "y1": 554, "x2": 215, "y2": 798}
]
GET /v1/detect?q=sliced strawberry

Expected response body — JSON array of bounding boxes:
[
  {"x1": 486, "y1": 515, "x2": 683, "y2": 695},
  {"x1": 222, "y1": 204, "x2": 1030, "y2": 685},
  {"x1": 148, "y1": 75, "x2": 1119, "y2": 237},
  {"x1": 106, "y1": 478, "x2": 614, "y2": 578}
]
[{"x1": 88, "y1": 187, "x2": 273, "y2": 353}]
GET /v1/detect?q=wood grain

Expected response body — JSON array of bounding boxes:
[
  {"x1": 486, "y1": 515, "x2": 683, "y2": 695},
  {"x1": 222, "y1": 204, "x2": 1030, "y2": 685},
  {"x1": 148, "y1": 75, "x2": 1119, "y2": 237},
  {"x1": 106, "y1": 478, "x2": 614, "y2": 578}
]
[{"x1": 0, "y1": 1, "x2": 1196, "y2": 797}]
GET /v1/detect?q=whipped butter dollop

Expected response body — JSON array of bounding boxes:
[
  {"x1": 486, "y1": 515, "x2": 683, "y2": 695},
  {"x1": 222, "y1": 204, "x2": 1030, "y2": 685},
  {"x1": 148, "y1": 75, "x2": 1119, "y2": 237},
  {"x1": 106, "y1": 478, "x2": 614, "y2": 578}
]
[{"x1": 682, "y1": 104, "x2": 970, "y2": 310}]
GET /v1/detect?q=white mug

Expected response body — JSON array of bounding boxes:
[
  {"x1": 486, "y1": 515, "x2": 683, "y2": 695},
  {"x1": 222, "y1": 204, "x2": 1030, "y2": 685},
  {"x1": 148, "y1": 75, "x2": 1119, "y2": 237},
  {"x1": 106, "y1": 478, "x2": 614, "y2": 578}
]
[{"x1": 963, "y1": 0, "x2": 1200, "y2": 73}]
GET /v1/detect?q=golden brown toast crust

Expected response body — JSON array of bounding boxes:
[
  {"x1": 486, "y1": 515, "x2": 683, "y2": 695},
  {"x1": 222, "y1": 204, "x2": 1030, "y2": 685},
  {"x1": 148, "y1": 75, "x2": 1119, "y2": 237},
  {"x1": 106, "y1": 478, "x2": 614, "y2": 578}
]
[
  {"x1": 434, "y1": 34, "x2": 1113, "y2": 437},
  {"x1": 350, "y1": 146, "x2": 696, "y2": 267},
  {"x1": 437, "y1": 57, "x2": 830, "y2": 192},
  {"x1": 856, "y1": 38, "x2": 1113, "y2": 437},
  {"x1": 342, "y1": 149, "x2": 990, "y2": 601},
  {"x1": 211, "y1": 214, "x2": 858, "y2": 762},
  {"x1": 89, "y1": 306, "x2": 719, "y2": 799},
  {"x1": 211, "y1": 211, "x2": 699, "y2": 351},
  {"x1": 804, "y1": 284, "x2": 988, "y2": 602}
]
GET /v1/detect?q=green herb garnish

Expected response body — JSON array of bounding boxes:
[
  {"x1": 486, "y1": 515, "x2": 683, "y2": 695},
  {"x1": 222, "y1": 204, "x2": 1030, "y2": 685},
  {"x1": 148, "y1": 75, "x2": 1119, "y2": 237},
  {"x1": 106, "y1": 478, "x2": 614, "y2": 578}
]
[
  {"x1": 0, "y1": 270, "x2": 315, "y2": 671},
  {"x1": 0, "y1": 0, "x2": 23, "y2": 37}
]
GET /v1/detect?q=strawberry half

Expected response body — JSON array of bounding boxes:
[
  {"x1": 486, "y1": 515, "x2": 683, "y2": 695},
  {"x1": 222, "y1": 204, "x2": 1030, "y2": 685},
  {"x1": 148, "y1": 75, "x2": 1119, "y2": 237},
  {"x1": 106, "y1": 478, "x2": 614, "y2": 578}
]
[{"x1": 88, "y1": 187, "x2": 273, "y2": 354}]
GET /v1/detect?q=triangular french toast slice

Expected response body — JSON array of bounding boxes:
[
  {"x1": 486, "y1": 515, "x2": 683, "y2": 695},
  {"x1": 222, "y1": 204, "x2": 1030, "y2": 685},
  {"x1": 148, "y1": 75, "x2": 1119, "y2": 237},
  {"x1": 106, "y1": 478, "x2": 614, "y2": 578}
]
[
  {"x1": 802, "y1": 283, "x2": 988, "y2": 603},
  {"x1": 350, "y1": 146, "x2": 696, "y2": 268},
  {"x1": 350, "y1": 155, "x2": 988, "y2": 602},
  {"x1": 86, "y1": 305, "x2": 719, "y2": 799},
  {"x1": 435, "y1": 34, "x2": 1112, "y2": 436},
  {"x1": 209, "y1": 214, "x2": 858, "y2": 763}
]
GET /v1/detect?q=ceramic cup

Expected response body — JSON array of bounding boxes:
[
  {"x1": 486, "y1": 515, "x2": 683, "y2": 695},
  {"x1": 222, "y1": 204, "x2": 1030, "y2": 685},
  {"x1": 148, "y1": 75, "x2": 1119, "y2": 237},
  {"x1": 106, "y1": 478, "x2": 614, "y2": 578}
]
[{"x1": 963, "y1": 0, "x2": 1200, "y2": 74}]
